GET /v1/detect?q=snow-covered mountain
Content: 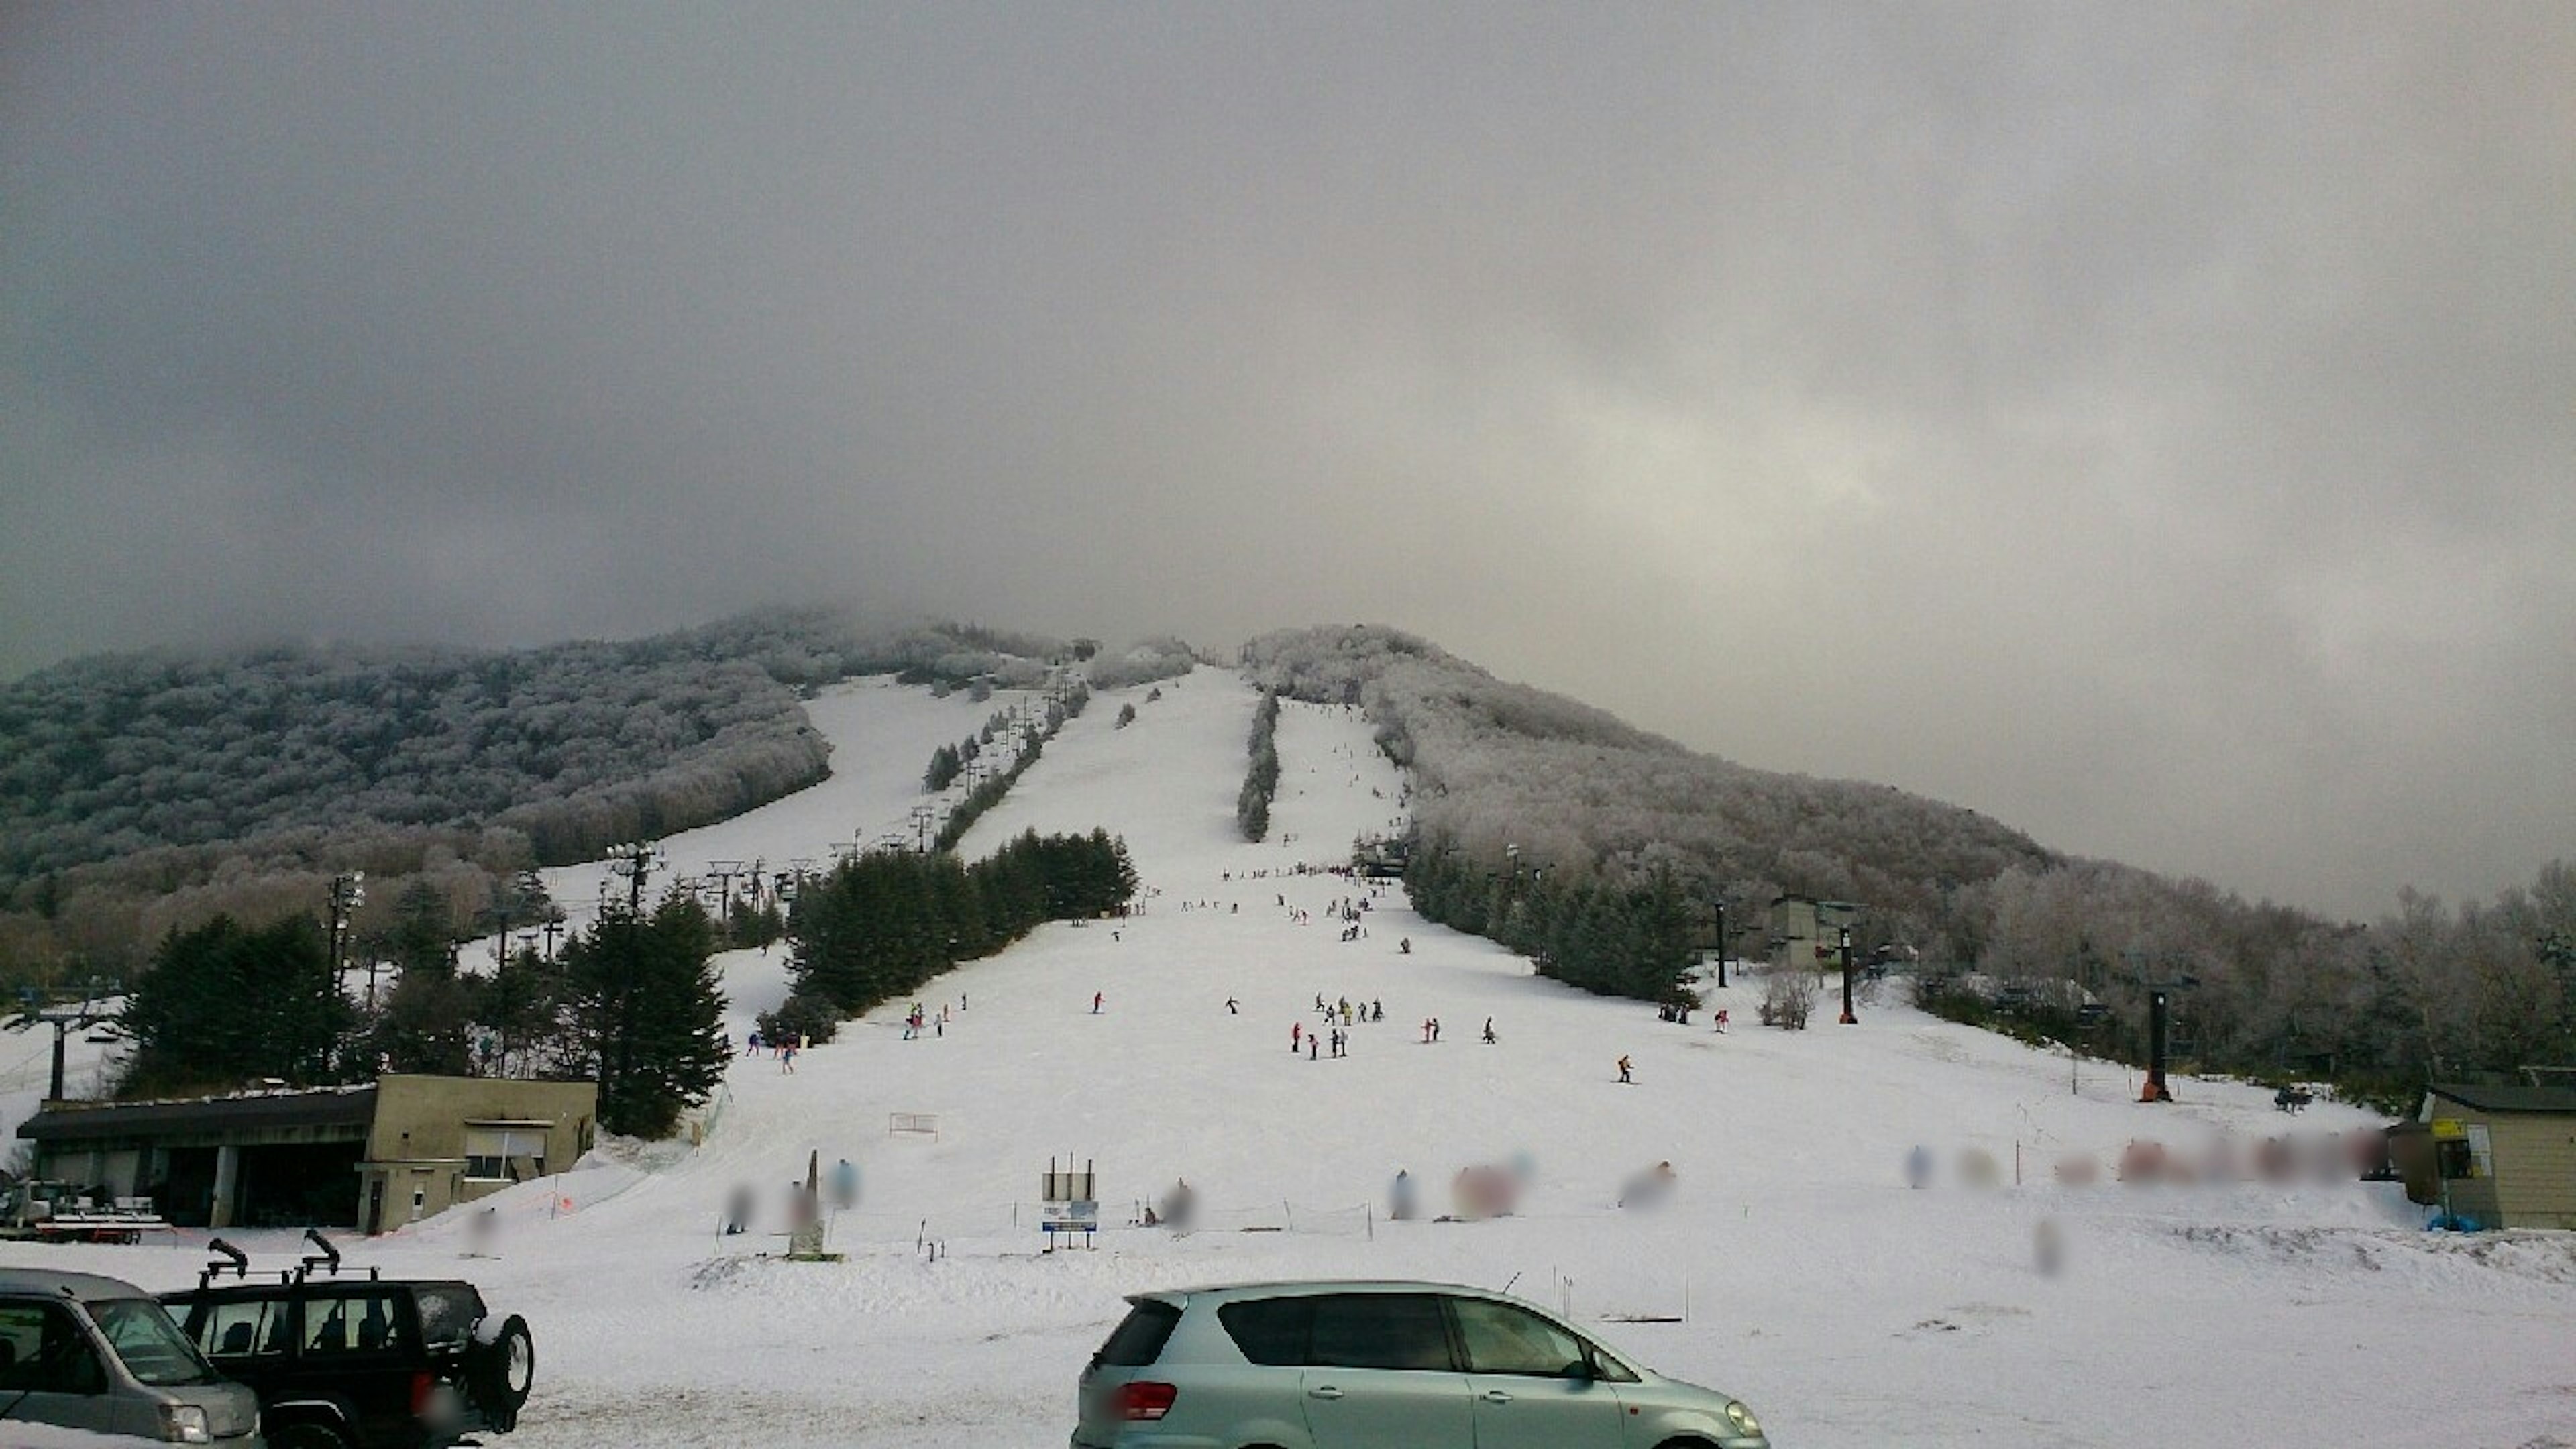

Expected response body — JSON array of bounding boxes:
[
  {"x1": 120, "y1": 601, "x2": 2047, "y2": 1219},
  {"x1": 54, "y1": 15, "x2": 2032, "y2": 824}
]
[{"x1": 8, "y1": 666, "x2": 2569, "y2": 1448}]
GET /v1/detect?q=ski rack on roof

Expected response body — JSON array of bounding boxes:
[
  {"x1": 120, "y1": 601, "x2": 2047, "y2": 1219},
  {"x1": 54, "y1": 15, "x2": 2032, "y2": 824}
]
[{"x1": 198, "y1": 1228, "x2": 383, "y2": 1289}]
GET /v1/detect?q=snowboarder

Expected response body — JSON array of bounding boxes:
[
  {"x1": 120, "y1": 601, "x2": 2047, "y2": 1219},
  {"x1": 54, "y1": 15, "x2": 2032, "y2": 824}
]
[
  {"x1": 1226, "y1": 997, "x2": 1239, "y2": 1014},
  {"x1": 1291, "y1": 1022, "x2": 1302, "y2": 1053},
  {"x1": 1481, "y1": 1018, "x2": 1497, "y2": 1044},
  {"x1": 1092, "y1": 991, "x2": 1104, "y2": 1014},
  {"x1": 1616, "y1": 1053, "x2": 1632, "y2": 1083}
]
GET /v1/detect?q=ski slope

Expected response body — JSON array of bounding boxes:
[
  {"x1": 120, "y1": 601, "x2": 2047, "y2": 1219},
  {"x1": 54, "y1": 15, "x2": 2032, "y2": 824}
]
[{"x1": 9, "y1": 666, "x2": 2572, "y2": 1448}]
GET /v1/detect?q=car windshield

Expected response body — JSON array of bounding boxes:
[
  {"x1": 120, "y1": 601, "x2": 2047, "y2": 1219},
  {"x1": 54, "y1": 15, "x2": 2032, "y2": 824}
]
[{"x1": 88, "y1": 1298, "x2": 221, "y2": 1387}]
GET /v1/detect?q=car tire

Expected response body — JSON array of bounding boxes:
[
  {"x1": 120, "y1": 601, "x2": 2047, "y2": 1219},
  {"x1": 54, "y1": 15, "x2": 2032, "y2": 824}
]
[
  {"x1": 270, "y1": 1424, "x2": 354, "y2": 1449},
  {"x1": 468, "y1": 1311, "x2": 536, "y2": 1429}
]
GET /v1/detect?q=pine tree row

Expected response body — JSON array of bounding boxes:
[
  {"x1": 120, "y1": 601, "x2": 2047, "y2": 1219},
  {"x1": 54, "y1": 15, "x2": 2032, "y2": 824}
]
[
  {"x1": 1403, "y1": 833, "x2": 1697, "y2": 1004},
  {"x1": 1238, "y1": 690, "x2": 1281, "y2": 842},
  {"x1": 767, "y1": 828, "x2": 1138, "y2": 1042}
]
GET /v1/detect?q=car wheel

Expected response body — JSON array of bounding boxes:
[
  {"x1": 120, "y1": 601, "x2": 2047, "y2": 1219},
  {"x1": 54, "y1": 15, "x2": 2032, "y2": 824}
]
[
  {"x1": 468, "y1": 1311, "x2": 537, "y2": 1428},
  {"x1": 270, "y1": 1424, "x2": 354, "y2": 1449}
]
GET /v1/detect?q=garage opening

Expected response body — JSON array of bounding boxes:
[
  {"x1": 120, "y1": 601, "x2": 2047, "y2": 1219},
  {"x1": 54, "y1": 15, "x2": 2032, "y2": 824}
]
[{"x1": 235, "y1": 1141, "x2": 368, "y2": 1227}]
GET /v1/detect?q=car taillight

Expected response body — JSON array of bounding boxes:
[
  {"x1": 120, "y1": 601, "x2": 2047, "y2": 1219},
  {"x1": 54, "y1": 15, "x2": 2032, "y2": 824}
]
[
  {"x1": 410, "y1": 1371, "x2": 435, "y2": 1415},
  {"x1": 1118, "y1": 1381, "x2": 1177, "y2": 1421}
]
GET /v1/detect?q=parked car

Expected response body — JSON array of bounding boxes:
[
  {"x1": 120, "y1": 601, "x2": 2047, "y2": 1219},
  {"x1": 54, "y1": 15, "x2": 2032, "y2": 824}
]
[
  {"x1": 0, "y1": 1266, "x2": 264, "y2": 1445},
  {"x1": 158, "y1": 1233, "x2": 532, "y2": 1449},
  {"x1": 1071, "y1": 1278, "x2": 1768, "y2": 1449}
]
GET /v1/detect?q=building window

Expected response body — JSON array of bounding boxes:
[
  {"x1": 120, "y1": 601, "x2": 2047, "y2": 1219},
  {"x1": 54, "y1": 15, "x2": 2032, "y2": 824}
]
[{"x1": 463, "y1": 1126, "x2": 547, "y2": 1182}]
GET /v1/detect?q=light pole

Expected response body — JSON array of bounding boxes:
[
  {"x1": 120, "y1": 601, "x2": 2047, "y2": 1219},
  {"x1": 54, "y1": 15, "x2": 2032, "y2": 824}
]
[
  {"x1": 1712, "y1": 898, "x2": 1731, "y2": 991},
  {"x1": 1838, "y1": 925, "x2": 1858, "y2": 1025},
  {"x1": 605, "y1": 843, "x2": 659, "y2": 915}
]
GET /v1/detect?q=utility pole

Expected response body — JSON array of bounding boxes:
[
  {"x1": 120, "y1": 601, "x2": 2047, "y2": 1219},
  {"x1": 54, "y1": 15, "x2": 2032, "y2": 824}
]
[{"x1": 1712, "y1": 899, "x2": 1731, "y2": 991}]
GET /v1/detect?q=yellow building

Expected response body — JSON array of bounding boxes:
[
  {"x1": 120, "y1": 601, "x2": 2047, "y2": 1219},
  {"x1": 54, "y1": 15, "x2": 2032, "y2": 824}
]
[
  {"x1": 2410, "y1": 1083, "x2": 2576, "y2": 1230},
  {"x1": 17, "y1": 1074, "x2": 596, "y2": 1234}
]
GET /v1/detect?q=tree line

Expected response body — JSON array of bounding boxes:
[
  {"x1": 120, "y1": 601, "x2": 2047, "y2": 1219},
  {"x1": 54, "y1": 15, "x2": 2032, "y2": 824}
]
[
  {"x1": 761, "y1": 828, "x2": 1138, "y2": 1045},
  {"x1": 0, "y1": 610, "x2": 1092, "y2": 986},
  {"x1": 1238, "y1": 690, "x2": 1281, "y2": 842},
  {"x1": 932, "y1": 686, "x2": 1088, "y2": 852},
  {"x1": 1243, "y1": 624, "x2": 2574, "y2": 1106},
  {"x1": 113, "y1": 879, "x2": 729, "y2": 1138},
  {"x1": 1405, "y1": 835, "x2": 1697, "y2": 1002}
]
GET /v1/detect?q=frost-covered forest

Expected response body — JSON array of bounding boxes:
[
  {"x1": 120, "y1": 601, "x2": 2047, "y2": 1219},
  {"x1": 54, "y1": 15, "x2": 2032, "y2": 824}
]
[
  {"x1": 1240, "y1": 625, "x2": 2575, "y2": 1102},
  {"x1": 0, "y1": 609, "x2": 1075, "y2": 978},
  {"x1": 3, "y1": 612, "x2": 2564, "y2": 1104}
]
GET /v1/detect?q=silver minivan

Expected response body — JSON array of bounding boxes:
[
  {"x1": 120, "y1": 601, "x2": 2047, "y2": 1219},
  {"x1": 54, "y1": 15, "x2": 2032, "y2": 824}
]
[
  {"x1": 1072, "y1": 1279, "x2": 1767, "y2": 1449},
  {"x1": 0, "y1": 1268, "x2": 264, "y2": 1446}
]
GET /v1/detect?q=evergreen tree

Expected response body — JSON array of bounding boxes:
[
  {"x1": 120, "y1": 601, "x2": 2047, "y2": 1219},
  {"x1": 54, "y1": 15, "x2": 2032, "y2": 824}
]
[
  {"x1": 118, "y1": 914, "x2": 353, "y2": 1096},
  {"x1": 371, "y1": 881, "x2": 474, "y2": 1075},
  {"x1": 561, "y1": 894, "x2": 729, "y2": 1138},
  {"x1": 472, "y1": 944, "x2": 563, "y2": 1078}
]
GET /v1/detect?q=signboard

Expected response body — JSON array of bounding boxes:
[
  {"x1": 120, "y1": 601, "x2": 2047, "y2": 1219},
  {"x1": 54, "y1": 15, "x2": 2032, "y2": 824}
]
[{"x1": 2429, "y1": 1118, "x2": 2466, "y2": 1140}]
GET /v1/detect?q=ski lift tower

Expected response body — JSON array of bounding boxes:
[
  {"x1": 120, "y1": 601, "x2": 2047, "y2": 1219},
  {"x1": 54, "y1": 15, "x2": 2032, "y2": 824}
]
[
  {"x1": 5, "y1": 981, "x2": 119, "y2": 1102},
  {"x1": 2129, "y1": 956, "x2": 2199, "y2": 1104}
]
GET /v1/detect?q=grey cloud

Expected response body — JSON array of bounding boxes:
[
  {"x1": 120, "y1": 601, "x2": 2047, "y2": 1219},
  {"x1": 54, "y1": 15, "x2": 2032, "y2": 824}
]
[{"x1": 3, "y1": 3, "x2": 2568, "y2": 918}]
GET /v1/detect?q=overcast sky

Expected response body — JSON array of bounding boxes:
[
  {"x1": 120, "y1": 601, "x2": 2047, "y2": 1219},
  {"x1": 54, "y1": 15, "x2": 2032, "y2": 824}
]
[{"x1": 4, "y1": 4, "x2": 2569, "y2": 920}]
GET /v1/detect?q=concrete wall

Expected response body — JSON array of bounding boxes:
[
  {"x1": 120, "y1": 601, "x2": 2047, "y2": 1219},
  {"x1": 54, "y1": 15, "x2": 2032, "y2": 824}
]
[{"x1": 356, "y1": 1075, "x2": 597, "y2": 1232}]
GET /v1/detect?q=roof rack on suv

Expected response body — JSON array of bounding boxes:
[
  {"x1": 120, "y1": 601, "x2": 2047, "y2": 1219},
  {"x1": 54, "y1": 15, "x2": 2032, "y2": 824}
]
[
  {"x1": 196, "y1": 1235, "x2": 252, "y2": 1290},
  {"x1": 294, "y1": 1226, "x2": 382, "y2": 1283},
  {"x1": 163, "y1": 1232, "x2": 534, "y2": 1448}
]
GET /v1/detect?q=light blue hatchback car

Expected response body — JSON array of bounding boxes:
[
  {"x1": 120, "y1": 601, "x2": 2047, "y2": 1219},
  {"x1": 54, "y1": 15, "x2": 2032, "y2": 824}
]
[{"x1": 1072, "y1": 1279, "x2": 1767, "y2": 1449}]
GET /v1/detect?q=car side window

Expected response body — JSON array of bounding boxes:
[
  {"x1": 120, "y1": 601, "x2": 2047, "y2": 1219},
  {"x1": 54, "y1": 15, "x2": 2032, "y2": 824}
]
[
  {"x1": 195, "y1": 1299, "x2": 288, "y2": 1360},
  {"x1": 1450, "y1": 1297, "x2": 1590, "y2": 1377},
  {"x1": 0, "y1": 1301, "x2": 107, "y2": 1394},
  {"x1": 1308, "y1": 1293, "x2": 1454, "y2": 1372},
  {"x1": 306, "y1": 1292, "x2": 408, "y2": 1355},
  {"x1": 1218, "y1": 1296, "x2": 1312, "y2": 1366}
]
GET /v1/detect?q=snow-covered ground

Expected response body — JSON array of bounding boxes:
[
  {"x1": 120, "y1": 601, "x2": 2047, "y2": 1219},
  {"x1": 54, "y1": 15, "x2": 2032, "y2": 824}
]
[
  {"x1": 528, "y1": 676, "x2": 1054, "y2": 936},
  {"x1": 10, "y1": 667, "x2": 2573, "y2": 1448}
]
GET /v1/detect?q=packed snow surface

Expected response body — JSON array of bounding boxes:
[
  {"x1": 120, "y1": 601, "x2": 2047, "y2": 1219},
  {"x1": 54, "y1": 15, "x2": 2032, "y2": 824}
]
[{"x1": 11, "y1": 668, "x2": 2572, "y2": 1448}]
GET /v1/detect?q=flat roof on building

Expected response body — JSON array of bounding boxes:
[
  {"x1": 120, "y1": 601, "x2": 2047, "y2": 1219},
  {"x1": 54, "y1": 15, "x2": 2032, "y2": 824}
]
[{"x1": 17, "y1": 1085, "x2": 378, "y2": 1142}]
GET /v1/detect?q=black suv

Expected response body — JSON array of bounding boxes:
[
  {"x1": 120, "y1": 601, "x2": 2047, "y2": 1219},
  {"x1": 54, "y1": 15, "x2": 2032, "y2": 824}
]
[{"x1": 160, "y1": 1232, "x2": 534, "y2": 1449}]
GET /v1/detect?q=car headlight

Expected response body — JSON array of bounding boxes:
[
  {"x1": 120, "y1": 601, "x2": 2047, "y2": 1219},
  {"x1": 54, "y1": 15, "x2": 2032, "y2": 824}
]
[
  {"x1": 157, "y1": 1403, "x2": 211, "y2": 1444},
  {"x1": 1725, "y1": 1399, "x2": 1762, "y2": 1436}
]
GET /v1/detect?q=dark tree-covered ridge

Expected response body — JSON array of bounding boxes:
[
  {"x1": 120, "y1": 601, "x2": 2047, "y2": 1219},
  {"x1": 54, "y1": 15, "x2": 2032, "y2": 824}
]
[{"x1": 0, "y1": 611, "x2": 1083, "y2": 977}]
